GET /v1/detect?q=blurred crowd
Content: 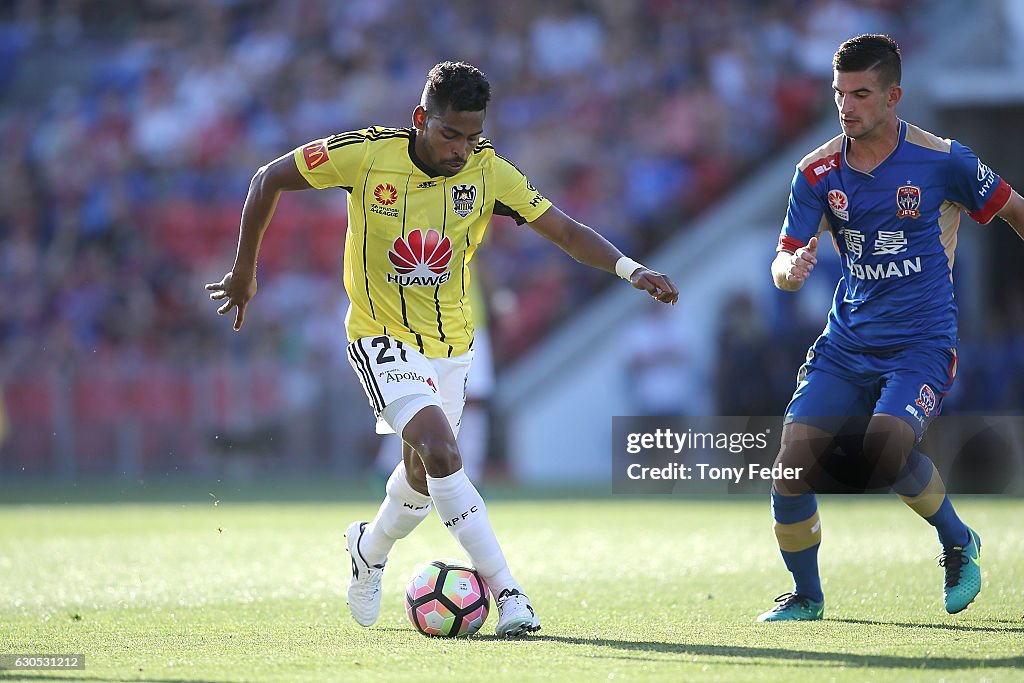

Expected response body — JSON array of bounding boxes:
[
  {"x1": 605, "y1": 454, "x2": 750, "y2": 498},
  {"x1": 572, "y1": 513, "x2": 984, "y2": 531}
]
[
  {"x1": 0, "y1": 0, "x2": 920, "y2": 370},
  {"x1": 5, "y1": 0, "x2": 993, "y2": 474}
]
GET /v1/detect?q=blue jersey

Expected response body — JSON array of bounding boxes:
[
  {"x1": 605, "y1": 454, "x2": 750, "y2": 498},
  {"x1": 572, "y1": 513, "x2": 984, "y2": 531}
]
[{"x1": 778, "y1": 120, "x2": 1012, "y2": 351}]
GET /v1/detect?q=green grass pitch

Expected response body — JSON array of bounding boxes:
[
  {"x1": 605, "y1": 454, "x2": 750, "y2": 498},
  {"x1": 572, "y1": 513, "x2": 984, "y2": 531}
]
[{"x1": 1, "y1": 483, "x2": 1021, "y2": 682}]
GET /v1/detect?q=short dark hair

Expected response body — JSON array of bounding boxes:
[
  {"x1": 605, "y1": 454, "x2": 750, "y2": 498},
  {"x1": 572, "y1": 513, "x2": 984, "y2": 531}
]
[
  {"x1": 421, "y1": 61, "x2": 490, "y2": 114},
  {"x1": 833, "y1": 34, "x2": 902, "y2": 87}
]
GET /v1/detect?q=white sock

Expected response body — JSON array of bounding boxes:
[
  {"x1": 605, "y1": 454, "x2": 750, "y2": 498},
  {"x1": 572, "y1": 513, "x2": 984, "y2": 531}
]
[
  {"x1": 360, "y1": 462, "x2": 432, "y2": 565},
  {"x1": 426, "y1": 468, "x2": 521, "y2": 595}
]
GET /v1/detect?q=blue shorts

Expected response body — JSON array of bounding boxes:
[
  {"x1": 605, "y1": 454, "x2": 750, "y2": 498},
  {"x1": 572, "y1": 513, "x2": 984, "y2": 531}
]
[{"x1": 785, "y1": 334, "x2": 958, "y2": 442}]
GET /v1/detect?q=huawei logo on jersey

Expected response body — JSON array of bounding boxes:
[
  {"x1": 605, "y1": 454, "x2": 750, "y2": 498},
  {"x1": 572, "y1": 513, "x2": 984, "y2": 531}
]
[
  {"x1": 387, "y1": 228, "x2": 454, "y2": 286},
  {"x1": 374, "y1": 183, "x2": 398, "y2": 205}
]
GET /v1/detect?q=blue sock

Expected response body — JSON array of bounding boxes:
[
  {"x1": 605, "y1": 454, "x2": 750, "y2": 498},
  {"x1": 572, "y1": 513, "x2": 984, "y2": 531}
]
[
  {"x1": 893, "y1": 450, "x2": 969, "y2": 548},
  {"x1": 771, "y1": 489, "x2": 824, "y2": 603},
  {"x1": 926, "y1": 496, "x2": 970, "y2": 548}
]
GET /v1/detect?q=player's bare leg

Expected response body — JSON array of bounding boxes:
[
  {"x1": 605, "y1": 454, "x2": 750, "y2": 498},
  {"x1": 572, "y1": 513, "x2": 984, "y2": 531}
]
[{"x1": 403, "y1": 406, "x2": 539, "y2": 637}]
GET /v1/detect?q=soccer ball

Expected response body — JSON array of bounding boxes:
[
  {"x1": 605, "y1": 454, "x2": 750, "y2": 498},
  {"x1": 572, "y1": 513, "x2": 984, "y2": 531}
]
[{"x1": 405, "y1": 560, "x2": 490, "y2": 637}]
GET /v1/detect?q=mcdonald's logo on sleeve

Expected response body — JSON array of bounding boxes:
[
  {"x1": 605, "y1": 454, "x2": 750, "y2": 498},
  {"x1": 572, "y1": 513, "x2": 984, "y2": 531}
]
[{"x1": 302, "y1": 141, "x2": 329, "y2": 170}]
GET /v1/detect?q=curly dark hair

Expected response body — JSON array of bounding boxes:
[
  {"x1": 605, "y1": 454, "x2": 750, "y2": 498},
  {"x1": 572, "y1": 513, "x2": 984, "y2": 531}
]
[
  {"x1": 420, "y1": 61, "x2": 491, "y2": 114},
  {"x1": 833, "y1": 34, "x2": 902, "y2": 87}
]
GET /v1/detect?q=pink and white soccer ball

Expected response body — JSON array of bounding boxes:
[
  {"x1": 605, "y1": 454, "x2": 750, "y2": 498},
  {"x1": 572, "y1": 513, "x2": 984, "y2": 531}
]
[{"x1": 405, "y1": 560, "x2": 490, "y2": 637}]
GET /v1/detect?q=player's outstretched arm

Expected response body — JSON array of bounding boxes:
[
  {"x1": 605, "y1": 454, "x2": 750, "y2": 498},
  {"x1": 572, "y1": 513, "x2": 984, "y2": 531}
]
[
  {"x1": 205, "y1": 153, "x2": 313, "y2": 330},
  {"x1": 527, "y1": 206, "x2": 678, "y2": 305},
  {"x1": 996, "y1": 189, "x2": 1024, "y2": 241},
  {"x1": 772, "y1": 236, "x2": 818, "y2": 292}
]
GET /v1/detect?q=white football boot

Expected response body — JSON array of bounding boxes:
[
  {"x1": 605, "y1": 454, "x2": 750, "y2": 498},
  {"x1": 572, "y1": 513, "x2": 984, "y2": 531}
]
[
  {"x1": 495, "y1": 588, "x2": 541, "y2": 637},
  {"x1": 344, "y1": 521, "x2": 385, "y2": 626}
]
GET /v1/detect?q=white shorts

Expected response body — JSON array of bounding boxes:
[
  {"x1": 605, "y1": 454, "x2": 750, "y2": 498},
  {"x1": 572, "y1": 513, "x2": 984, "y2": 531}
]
[{"x1": 347, "y1": 335, "x2": 472, "y2": 437}]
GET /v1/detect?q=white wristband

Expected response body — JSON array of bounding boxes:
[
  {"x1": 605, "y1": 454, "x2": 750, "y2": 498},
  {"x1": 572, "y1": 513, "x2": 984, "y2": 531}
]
[{"x1": 615, "y1": 256, "x2": 645, "y2": 281}]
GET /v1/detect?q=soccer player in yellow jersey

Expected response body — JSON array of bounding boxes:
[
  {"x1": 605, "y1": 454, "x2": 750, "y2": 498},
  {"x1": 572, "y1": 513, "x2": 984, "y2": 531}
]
[{"x1": 206, "y1": 61, "x2": 678, "y2": 637}]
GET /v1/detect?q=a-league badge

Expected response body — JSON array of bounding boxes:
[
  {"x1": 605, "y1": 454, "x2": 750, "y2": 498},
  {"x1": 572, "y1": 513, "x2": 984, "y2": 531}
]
[
  {"x1": 451, "y1": 184, "x2": 477, "y2": 218},
  {"x1": 896, "y1": 184, "x2": 921, "y2": 219},
  {"x1": 827, "y1": 189, "x2": 849, "y2": 221}
]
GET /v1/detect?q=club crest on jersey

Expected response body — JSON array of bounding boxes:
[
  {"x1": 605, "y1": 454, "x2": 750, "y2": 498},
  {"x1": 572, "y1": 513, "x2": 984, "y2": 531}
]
[
  {"x1": 451, "y1": 184, "x2": 477, "y2": 218},
  {"x1": 914, "y1": 383, "x2": 936, "y2": 417},
  {"x1": 896, "y1": 184, "x2": 921, "y2": 219},
  {"x1": 387, "y1": 228, "x2": 453, "y2": 286},
  {"x1": 827, "y1": 189, "x2": 849, "y2": 221}
]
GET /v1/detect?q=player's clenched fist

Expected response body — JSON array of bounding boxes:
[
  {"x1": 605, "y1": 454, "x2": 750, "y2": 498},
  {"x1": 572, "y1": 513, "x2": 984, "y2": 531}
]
[
  {"x1": 630, "y1": 268, "x2": 680, "y2": 305},
  {"x1": 205, "y1": 271, "x2": 257, "y2": 331},
  {"x1": 785, "y1": 236, "x2": 818, "y2": 283}
]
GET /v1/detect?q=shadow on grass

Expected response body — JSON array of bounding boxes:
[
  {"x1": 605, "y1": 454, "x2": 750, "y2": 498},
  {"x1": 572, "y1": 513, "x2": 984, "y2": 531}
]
[
  {"x1": 486, "y1": 633, "x2": 1024, "y2": 671},
  {"x1": 831, "y1": 617, "x2": 1024, "y2": 634},
  {"x1": 0, "y1": 477, "x2": 623, "y2": 505}
]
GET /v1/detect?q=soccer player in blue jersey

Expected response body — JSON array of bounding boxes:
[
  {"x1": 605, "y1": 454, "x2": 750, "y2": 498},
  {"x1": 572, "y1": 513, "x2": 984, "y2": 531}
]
[{"x1": 760, "y1": 34, "x2": 1024, "y2": 622}]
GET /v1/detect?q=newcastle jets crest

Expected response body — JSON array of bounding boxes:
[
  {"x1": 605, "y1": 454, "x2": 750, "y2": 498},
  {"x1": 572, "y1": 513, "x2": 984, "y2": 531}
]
[
  {"x1": 896, "y1": 183, "x2": 921, "y2": 219},
  {"x1": 452, "y1": 184, "x2": 477, "y2": 218}
]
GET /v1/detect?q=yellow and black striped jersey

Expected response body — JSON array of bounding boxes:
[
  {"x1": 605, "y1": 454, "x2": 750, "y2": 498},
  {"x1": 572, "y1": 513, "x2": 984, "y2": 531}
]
[{"x1": 293, "y1": 126, "x2": 551, "y2": 358}]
